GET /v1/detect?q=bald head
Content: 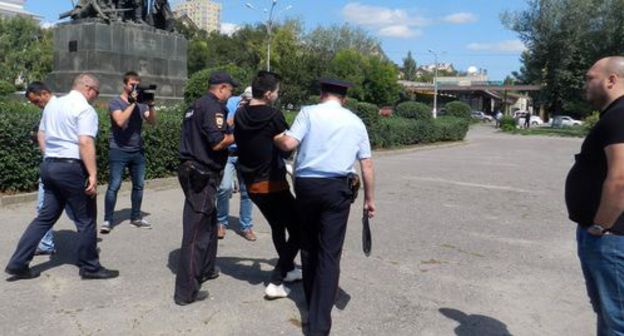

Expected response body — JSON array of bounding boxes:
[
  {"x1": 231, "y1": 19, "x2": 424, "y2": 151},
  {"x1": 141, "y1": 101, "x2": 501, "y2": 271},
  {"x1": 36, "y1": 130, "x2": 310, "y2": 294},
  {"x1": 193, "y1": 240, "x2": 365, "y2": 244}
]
[
  {"x1": 585, "y1": 56, "x2": 624, "y2": 110},
  {"x1": 72, "y1": 73, "x2": 100, "y2": 103},
  {"x1": 595, "y1": 56, "x2": 624, "y2": 77}
]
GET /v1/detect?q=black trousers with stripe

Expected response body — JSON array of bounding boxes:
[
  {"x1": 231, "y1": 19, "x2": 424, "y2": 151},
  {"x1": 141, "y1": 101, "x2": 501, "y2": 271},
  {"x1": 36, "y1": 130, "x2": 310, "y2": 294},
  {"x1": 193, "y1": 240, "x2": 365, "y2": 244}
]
[{"x1": 295, "y1": 177, "x2": 353, "y2": 336}]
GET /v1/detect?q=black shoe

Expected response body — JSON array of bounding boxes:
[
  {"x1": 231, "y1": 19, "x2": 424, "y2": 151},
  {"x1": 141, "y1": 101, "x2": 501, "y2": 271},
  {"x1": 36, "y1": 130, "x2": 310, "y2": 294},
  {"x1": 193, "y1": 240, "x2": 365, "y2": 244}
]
[
  {"x1": 174, "y1": 290, "x2": 209, "y2": 306},
  {"x1": 200, "y1": 266, "x2": 220, "y2": 283},
  {"x1": 79, "y1": 267, "x2": 119, "y2": 280},
  {"x1": 5, "y1": 267, "x2": 40, "y2": 281}
]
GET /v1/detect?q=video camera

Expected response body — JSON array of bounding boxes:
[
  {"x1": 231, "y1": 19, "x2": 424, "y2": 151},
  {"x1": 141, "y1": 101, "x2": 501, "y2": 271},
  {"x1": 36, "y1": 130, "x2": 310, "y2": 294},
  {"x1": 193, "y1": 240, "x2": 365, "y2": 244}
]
[{"x1": 130, "y1": 84, "x2": 157, "y2": 104}]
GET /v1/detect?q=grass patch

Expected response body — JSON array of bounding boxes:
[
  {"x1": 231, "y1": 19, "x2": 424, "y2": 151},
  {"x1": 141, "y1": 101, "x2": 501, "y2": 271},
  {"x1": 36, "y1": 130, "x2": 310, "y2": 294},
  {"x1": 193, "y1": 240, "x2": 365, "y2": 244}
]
[{"x1": 505, "y1": 126, "x2": 587, "y2": 138}]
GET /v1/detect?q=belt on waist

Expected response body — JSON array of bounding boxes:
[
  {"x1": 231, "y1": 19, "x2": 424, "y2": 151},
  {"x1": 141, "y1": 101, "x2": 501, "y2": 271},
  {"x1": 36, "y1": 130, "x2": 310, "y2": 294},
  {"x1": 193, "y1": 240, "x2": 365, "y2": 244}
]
[
  {"x1": 228, "y1": 150, "x2": 238, "y2": 157},
  {"x1": 247, "y1": 180, "x2": 290, "y2": 194},
  {"x1": 45, "y1": 157, "x2": 82, "y2": 164}
]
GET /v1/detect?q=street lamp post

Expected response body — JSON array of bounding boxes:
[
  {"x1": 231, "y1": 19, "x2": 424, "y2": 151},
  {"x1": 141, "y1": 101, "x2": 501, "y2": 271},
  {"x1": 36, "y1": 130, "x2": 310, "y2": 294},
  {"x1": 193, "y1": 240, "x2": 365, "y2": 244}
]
[
  {"x1": 245, "y1": 0, "x2": 291, "y2": 72},
  {"x1": 428, "y1": 49, "x2": 441, "y2": 119}
]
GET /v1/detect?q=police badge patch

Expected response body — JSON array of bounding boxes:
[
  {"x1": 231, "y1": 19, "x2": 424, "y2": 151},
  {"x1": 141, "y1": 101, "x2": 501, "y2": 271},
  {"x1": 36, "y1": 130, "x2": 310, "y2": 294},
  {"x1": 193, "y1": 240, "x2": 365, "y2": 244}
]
[{"x1": 215, "y1": 113, "x2": 225, "y2": 128}]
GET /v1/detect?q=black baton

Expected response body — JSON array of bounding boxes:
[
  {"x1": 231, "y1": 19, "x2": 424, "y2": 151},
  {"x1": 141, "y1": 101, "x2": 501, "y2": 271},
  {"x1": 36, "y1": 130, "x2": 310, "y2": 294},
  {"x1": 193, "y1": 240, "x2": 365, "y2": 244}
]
[{"x1": 362, "y1": 209, "x2": 372, "y2": 256}]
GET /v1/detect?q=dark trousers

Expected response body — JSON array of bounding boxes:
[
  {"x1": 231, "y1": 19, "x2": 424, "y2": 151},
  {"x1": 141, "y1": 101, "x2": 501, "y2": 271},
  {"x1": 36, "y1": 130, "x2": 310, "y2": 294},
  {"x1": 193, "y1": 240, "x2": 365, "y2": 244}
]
[
  {"x1": 295, "y1": 177, "x2": 352, "y2": 336},
  {"x1": 174, "y1": 162, "x2": 221, "y2": 303},
  {"x1": 7, "y1": 160, "x2": 100, "y2": 273},
  {"x1": 104, "y1": 148, "x2": 146, "y2": 222},
  {"x1": 248, "y1": 189, "x2": 300, "y2": 284}
]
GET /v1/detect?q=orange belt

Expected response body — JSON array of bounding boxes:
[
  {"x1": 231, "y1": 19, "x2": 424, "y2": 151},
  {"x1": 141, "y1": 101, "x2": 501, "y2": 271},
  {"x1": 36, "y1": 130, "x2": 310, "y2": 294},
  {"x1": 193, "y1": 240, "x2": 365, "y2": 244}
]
[{"x1": 247, "y1": 180, "x2": 289, "y2": 194}]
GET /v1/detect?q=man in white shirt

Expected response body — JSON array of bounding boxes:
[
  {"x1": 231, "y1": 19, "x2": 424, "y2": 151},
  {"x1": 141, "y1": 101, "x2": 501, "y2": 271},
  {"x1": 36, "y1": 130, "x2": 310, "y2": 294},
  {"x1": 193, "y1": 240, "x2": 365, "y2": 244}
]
[{"x1": 5, "y1": 73, "x2": 119, "y2": 280}]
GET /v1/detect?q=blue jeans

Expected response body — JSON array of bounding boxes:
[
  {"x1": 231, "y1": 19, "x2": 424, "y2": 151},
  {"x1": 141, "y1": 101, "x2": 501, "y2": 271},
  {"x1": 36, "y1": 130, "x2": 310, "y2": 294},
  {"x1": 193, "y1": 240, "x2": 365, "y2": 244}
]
[
  {"x1": 578, "y1": 226, "x2": 624, "y2": 336},
  {"x1": 104, "y1": 148, "x2": 146, "y2": 222},
  {"x1": 36, "y1": 180, "x2": 76, "y2": 252},
  {"x1": 216, "y1": 156, "x2": 253, "y2": 230}
]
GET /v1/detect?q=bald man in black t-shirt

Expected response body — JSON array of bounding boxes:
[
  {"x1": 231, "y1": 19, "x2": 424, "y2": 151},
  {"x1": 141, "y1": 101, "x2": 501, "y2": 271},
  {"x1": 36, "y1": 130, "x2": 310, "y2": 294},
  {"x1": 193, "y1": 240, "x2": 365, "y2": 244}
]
[{"x1": 565, "y1": 56, "x2": 624, "y2": 334}]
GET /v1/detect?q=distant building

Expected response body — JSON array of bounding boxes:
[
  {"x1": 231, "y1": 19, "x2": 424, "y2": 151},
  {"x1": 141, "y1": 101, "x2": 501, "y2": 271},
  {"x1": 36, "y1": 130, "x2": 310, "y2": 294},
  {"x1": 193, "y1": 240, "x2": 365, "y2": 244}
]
[
  {"x1": 172, "y1": 0, "x2": 221, "y2": 33},
  {"x1": 0, "y1": 0, "x2": 40, "y2": 20},
  {"x1": 422, "y1": 63, "x2": 455, "y2": 73}
]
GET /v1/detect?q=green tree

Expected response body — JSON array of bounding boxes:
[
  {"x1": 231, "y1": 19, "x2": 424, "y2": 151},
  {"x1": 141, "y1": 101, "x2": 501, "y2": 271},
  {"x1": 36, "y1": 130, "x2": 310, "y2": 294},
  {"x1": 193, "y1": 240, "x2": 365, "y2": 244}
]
[
  {"x1": 363, "y1": 56, "x2": 401, "y2": 106},
  {"x1": 305, "y1": 24, "x2": 385, "y2": 60},
  {"x1": 402, "y1": 51, "x2": 417, "y2": 81},
  {"x1": 502, "y1": 0, "x2": 624, "y2": 118},
  {"x1": 327, "y1": 49, "x2": 368, "y2": 100},
  {"x1": 0, "y1": 16, "x2": 52, "y2": 88}
]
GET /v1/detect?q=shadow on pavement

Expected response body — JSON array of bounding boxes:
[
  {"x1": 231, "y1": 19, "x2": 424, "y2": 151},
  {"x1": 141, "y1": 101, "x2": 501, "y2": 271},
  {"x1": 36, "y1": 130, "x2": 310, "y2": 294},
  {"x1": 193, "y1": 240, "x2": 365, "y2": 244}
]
[
  {"x1": 167, "y1": 250, "x2": 309, "y2": 334},
  {"x1": 439, "y1": 308, "x2": 512, "y2": 336},
  {"x1": 110, "y1": 209, "x2": 151, "y2": 227},
  {"x1": 30, "y1": 229, "x2": 81, "y2": 274}
]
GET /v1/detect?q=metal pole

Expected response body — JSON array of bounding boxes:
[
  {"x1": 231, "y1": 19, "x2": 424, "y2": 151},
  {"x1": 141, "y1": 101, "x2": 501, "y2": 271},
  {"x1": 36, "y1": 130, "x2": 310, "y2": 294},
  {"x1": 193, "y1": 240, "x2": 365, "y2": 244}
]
[
  {"x1": 266, "y1": 0, "x2": 277, "y2": 72},
  {"x1": 428, "y1": 49, "x2": 439, "y2": 119},
  {"x1": 433, "y1": 58, "x2": 438, "y2": 119}
]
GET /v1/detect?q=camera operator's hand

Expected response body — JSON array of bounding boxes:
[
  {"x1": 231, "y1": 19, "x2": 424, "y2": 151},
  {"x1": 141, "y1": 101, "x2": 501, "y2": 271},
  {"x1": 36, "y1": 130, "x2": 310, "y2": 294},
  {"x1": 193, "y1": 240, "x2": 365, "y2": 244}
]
[{"x1": 128, "y1": 89, "x2": 138, "y2": 104}]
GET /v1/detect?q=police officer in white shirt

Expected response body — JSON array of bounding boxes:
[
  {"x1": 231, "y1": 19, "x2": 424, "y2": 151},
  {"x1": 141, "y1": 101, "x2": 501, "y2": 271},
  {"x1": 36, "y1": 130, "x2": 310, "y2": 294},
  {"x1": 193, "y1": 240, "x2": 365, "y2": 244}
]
[
  {"x1": 5, "y1": 73, "x2": 119, "y2": 280},
  {"x1": 274, "y1": 78, "x2": 376, "y2": 336}
]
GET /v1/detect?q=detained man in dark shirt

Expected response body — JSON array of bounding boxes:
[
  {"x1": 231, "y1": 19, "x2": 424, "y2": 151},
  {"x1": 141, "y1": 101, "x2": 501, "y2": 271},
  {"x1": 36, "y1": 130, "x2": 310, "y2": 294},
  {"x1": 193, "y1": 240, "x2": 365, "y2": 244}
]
[
  {"x1": 101, "y1": 71, "x2": 157, "y2": 233},
  {"x1": 234, "y1": 71, "x2": 301, "y2": 299},
  {"x1": 565, "y1": 56, "x2": 624, "y2": 334}
]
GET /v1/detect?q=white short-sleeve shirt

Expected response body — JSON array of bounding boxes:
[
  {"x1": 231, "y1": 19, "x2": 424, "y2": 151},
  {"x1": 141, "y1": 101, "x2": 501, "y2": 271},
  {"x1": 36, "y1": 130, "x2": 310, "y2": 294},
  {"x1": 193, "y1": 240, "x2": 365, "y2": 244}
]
[
  {"x1": 286, "y1": 100, "x2": 371, "y2": 178},
  {"x1": 39, "y1": 90, "x2": 99, "y2": 159}
]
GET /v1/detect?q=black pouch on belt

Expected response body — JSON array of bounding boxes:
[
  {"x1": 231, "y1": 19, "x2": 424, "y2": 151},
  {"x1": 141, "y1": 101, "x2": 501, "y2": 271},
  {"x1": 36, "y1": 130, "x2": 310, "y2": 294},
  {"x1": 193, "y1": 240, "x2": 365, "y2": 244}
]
[
  {"x1": 188, "y1": 162, "x2": 212, "y2": 193},
  {"x1": 346, "y1": 173, "x2": 361, "y2": 203}
]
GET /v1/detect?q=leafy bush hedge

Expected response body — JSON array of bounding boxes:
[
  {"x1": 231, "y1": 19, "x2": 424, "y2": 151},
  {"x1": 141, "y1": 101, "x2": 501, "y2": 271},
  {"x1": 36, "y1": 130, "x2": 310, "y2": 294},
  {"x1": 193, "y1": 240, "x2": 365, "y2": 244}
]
[
  {"x1": 0, "y1": 80, "x2": 15, "y2": 97},
  {"x1": 373, "y1": 116, "x2": 468, "y2": 148},
  {"x1": 0, "y1": 98, "x2": 184, "y2": 193},
  {"x1": 0, "y1": 99, "x2": 42, "y2": 192},
  {"x1": 184, "y1": 65, "x2": 250, "y2": 105},
  {"x1": 395, "y1": 101, "x2": 432, "y2": 121},
  {"x1": 1, "y1": 98, "x2": 469, "y2": 192},
  {"x1": 500, "y1": 115, "x2": 516, "y2": 131},
  {"x1": 444, "y1": 101, "x2": 472, "y2": 120},
  {"x1": 583, "y1": 111, "x2": 599, "y2": 132}
]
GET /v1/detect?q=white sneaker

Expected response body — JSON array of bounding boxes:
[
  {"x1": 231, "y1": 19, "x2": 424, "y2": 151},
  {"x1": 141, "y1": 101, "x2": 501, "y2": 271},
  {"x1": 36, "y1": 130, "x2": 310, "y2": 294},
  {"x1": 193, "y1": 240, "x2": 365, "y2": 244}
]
[
  {"x1": 283, "y1": 267, "x2": 302, "y2": 283},
  {"x1": 130, "y1": 218, "x2": 152, "y2": 229},
  {"x1": 100, "y1": 221, "x2": 111, "y2": 234},
  {"x1": 265, "y1": 283, "x2": 290, "y2": 299}
]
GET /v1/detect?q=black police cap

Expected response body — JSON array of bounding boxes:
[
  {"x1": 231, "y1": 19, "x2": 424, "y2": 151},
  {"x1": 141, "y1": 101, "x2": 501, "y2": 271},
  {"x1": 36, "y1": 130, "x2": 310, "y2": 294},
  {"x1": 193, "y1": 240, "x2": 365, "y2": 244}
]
[
  {"x1": 319, "y1": 78, "x2": 353, "y2": 96},
  {"x1": 209, "y1": 71, "x2": 240, "y2": 87}
]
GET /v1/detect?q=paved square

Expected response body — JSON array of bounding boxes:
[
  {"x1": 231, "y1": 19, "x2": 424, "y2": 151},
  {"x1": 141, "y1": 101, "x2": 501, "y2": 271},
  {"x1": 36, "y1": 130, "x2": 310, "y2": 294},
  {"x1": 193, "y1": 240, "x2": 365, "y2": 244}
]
[{"x1": 0, "y1": 125, "x2": 593, "y2": 335}]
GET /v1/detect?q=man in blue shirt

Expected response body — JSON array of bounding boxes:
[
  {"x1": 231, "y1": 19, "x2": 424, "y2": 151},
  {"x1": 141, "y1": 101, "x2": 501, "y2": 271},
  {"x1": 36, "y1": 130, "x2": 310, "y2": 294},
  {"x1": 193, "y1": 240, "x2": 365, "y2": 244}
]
[
  {"x1": 216, "y1": 86, "x2": 255, "y2": 241},
  {"x1": 275, "y1": 79, "x2": 376, "y2": 336},
  {"x1": 101, "y1": 71, "x2": 157, "y2": 233}
]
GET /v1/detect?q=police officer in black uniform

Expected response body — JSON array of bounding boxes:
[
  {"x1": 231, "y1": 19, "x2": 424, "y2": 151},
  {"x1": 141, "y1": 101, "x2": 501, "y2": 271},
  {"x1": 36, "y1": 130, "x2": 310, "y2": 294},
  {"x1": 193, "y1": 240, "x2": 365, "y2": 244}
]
[{"x1": 174, "y1": 71, "x2": 238, "y2": 306}]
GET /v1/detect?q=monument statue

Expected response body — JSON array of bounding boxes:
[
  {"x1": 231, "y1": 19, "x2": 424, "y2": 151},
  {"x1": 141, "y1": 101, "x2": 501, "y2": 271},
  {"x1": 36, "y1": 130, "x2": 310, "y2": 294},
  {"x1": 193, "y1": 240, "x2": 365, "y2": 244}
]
[
  {"x1": 60, "y1": 0, "x2": 176, "y2": 31},
  {"x1": 149, "y1": 0, "x2": 175, "y2": 32},
  {"x1": 48, "y1": 0, "x2": 187, "y2": 100}
]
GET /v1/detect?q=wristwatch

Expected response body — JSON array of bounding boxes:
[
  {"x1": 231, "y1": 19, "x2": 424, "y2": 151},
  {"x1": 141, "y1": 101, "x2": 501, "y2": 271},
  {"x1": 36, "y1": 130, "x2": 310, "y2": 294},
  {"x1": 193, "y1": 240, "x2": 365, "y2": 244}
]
[{"x1": 588, "y1": 224, "x2": 608, "y2": 236}]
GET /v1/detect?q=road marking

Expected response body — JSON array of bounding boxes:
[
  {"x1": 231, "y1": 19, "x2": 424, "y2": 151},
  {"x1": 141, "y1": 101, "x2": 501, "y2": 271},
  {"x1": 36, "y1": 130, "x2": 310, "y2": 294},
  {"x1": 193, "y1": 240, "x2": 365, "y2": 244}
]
[{"x1": 407, "y1": 176, "x2": 539, "y2": 194}]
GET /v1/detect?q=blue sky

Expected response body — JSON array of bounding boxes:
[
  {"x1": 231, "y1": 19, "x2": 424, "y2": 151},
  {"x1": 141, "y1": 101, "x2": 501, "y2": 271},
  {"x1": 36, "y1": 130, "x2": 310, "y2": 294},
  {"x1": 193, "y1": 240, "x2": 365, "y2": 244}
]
[{"x1": 25, "y1": 0, "x2": 529, "y2": 80}]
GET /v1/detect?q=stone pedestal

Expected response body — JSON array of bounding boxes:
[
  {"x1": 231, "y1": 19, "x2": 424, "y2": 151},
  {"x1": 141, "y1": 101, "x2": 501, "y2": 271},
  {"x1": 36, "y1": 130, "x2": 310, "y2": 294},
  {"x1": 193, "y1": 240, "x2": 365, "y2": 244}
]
[{"x1": 47, "y1": 21, "x2": 187, "y2": 101}]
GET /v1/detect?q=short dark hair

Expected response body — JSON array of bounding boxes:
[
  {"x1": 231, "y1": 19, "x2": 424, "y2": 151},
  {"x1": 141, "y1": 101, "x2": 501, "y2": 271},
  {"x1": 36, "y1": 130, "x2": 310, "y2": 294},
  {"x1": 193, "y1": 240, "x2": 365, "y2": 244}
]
[
  {"x1": 25, "y1": 81, "x2": 50, "y2": 98},
  {"x1": 123, "y1": 71, "x2": 140, "y2": 84},
  {"x1": 252, "y1": 71, "x2": 281, "y2": 99}
]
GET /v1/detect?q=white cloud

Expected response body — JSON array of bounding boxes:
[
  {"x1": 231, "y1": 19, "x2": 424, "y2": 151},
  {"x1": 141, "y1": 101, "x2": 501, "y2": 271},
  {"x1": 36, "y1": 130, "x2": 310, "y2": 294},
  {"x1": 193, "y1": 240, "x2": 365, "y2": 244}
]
[
  {"x1": 342, "y1": 2, "x2": 428, "y2": 38},
  {"x1": 220, "y1": 23, "x2": 240, "y2": 36},
  {"x1": 467, "y1": 40, "x2": 526, "y2": 53},
  {"x1": 378, "y1": 25, "x2": 422, "y2": 38},
  {"x1": 40, "y1": 21, "x2": 56, "y2": 29},
  {"x1": 442, "y1": 12, "x2": 477, "y2": 24}
]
